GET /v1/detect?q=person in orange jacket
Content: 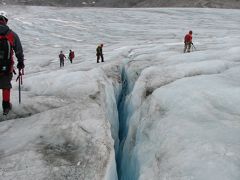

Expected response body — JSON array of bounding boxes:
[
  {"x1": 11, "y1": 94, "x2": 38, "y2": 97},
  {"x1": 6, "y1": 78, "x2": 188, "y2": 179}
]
[{"x1": 184, "y1": 30, "x2": 193, "y2": 53}]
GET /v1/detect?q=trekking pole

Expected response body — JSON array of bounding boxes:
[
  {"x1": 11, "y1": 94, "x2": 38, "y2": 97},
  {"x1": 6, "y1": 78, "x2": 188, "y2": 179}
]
[
  {"x1": 192, "y1": 43, "x2": 197, "y2": 51},
  {"x1": 21, "y1": 69, "x2": 24, "y2": 85},
  {"x1": 16, "y1": 69, "x2": 23, "y2": 104},
  {"x1": 19, "y1": 71, "x2": 21, "y2": 104}
]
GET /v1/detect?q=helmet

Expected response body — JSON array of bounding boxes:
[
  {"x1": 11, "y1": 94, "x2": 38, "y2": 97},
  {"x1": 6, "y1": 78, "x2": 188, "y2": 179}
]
[
  {"x1": 0, "y1": 11, "x2": 8, "y2": 22},
  {"x1": 189, "y1": 30, "x2": 193, "y2": 34}
]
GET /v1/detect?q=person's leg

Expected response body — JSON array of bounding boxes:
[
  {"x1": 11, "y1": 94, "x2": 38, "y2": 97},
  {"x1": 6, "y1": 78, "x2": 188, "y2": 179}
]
[
  {"x1": 1, "y1": 73, "x2": 13, "y2": 114},
  {"x1": 184, "y1": 43, "x2": 187, "y2": 53},
  {"x1": 2, "y1": 89, "x2": 10, "y2": 102},
  {"x1": 97, "y1": 55, "x2": 100, "y2": 63},
  {"x1": 101, "y1": 54, "x2": 104, "y2": 62},
  {"x1": 2, "y1": 89, "x2": 11, "y2": 114},
  {"x1": 187, "y1": 43, "x2": 191, "y2": 53}
]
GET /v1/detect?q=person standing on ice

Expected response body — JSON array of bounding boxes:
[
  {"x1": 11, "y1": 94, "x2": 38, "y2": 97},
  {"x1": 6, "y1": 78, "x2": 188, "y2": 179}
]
[
  {"x1": 0, "y1": 11, "x2": 24, "y2": 115},
  {"x1": 184, "y1": 30, "x2": 193, "y2": 53},
  {"x1": 59, "y1": 51, "x2": 66, "y2": 68},
  {"x1": 96, "y1": 44, "x2": 104, "y2": 63},
  {"x1": 68, "y1": 49, "x2": 75, "y2": 64}
]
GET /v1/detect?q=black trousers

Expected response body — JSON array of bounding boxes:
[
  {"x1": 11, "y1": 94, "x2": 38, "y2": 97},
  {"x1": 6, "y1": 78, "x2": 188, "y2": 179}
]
[
  {"x1": 97, "y1": 54, "x2": 104, "y2": 63},
  {"x1": 60, "y1": 59, "x2": 64, "y2": 67}
]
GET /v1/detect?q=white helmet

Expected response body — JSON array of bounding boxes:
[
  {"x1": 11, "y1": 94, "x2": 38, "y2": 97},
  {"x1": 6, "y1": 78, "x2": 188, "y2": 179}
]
[{"x1": 0, "y1": 11, "x2": 8, "y2": 21}]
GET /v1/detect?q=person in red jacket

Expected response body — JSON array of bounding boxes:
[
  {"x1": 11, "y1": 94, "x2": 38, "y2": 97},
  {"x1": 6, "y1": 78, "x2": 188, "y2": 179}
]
[
  {"x1": 68, "y1": 49, "x2": 75, "y2": 64},
  {"x1": 0, "y1": 11, "x2": 24, "y2": 115},
  {"x1": 184, "y1": 30, "x2": 193, "y2": 53}
]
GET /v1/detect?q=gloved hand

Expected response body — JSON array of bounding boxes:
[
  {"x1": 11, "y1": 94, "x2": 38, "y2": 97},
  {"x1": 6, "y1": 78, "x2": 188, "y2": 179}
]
[{"x1": 17, "y1": 61, "x2": 25, "y2": 70}]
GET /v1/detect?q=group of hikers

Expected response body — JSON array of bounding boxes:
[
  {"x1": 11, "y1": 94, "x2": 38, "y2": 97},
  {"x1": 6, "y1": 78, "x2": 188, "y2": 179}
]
[
  {"x1": 59, "y1": 49, "x2": 75, "y2": 68},
  {"x1": 58, "y1": 43, "x2": 104, "y2": 68},
  {"x1": 0, "y1": 10, "x2": 194, "y2": 115}
]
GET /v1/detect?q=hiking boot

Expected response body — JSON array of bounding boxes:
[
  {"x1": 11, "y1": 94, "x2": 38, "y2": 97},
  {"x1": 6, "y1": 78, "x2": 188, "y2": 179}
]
[
  {"x1": 2, "y1": 101, "x2": 12, "y2": 115},
  {"x1": 3, "y1": 108, "x2": 10, "y2": 115}
]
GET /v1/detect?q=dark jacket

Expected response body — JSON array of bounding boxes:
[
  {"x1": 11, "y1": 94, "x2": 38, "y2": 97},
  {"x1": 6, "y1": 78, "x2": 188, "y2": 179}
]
[
  {"x1": 59, "y1": 53, "x2": 66, "y2": 60},
  {"x1": 0, "y1": 24, "x2": 24, "y2": 89},
  {"x1": 96, "y1": 46, "x2": 103, "y2": 56},
  {"x1": 0, "y1": 24, "x2": 24, "y2": 63}
]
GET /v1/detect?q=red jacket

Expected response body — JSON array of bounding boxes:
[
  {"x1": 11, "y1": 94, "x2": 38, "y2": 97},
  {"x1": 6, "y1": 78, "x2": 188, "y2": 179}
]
[
  {"x1": 184, "y1": 34, "x2": 192, "y2": 43},
  {"x1": 69, "y1": 51, "x2": 75, "y2": 59}
]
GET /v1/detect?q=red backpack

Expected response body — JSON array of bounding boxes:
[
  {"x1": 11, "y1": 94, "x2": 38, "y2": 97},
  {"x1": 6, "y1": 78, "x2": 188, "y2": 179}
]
[
  {"x1": 70, "y1": 51, "x2": 75, "y2": 59},
  {"x1": 0, "y1": 32, "x2": 14, "y2": 74}
]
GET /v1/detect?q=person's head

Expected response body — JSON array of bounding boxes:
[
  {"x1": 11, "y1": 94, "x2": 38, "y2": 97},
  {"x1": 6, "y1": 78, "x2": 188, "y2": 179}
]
[
  {"x1": 0, "y1": 11, "x2": 8, "y2": 25},
  {"x1": 100, "y1": 44, "x2": 103, "y2": 47},
  {"x1": 69, "y1": 50, "x2": 72, "y2": 52},
  {"x1": 189, "y1": 30, "x2": 193, "y2": 35},
  {"x1": 60, "y1": 51, "x2": 63, "y2": 53}
]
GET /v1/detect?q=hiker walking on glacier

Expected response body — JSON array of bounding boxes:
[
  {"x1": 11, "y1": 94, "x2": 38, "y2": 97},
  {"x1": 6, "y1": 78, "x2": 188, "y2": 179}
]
[
  {"x1": 96, "y1": 44, "x2": 104, "y2": 63},
  {"x1": 184, "y1": 30, "x2": 193, "y2": 53},
  {"x1": 68, "y1": 49, "x2": 75, "y2": 64},
  {"x1": 59, "y1": 51, "x2": 66, "y2": 67},
  {"x1": 0, "y1": 11, "x2": 25, "y2": 115}
]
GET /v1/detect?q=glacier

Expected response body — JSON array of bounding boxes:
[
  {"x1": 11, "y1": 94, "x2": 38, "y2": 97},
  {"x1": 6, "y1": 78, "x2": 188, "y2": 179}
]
[{"x1": 0, "y1": 6, "x2": 240, "y2": 180}]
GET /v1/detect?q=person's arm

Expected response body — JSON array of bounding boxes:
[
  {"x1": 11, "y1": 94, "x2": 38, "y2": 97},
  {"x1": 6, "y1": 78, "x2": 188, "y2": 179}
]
[
  {"x1": 13, "y1": 31, "x2": 24, "y2": 69},
  {"x1": 96, "y1": 47, "x2": 99, "y2": 55}
]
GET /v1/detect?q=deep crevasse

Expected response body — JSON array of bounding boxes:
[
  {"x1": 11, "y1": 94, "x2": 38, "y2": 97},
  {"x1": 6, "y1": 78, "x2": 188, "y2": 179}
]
[{"x1": 115, "y1": 64, "x2": 139, "y2": 180}]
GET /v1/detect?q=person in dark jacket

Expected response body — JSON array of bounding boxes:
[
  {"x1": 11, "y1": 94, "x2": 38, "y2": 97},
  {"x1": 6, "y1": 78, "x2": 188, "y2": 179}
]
[
  {"x1": 59, "y1": 51, "x2": 66, "y2": 67},
  {"x1": 96, "y1": 44, "x2": 104, "y2": 63},
  {"x1": 184, "y1": 30, "x2": 193, "y2": 53},
  {"x1": 0, "y1": 11, "x2": 24, "y2": 115}
]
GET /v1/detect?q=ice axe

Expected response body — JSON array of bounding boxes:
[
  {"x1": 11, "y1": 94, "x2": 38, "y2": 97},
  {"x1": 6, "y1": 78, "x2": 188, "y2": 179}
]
[{"x1": 16, "y1": 69, "x2": 24, "y2": 104}]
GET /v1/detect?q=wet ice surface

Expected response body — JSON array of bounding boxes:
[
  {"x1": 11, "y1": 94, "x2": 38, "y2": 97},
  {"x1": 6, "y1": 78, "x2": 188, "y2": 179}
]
[{"x1": 0, "y1": 6, "x2": 240, "y2": 180}]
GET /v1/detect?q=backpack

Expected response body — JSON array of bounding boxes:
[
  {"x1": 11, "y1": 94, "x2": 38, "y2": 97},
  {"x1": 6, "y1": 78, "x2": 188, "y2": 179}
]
[
  {"x1": 0, "y1": 32, "x2": 13, "y2": 74},
  {"x1": 70, "y1": 51, "x2": 74, "y2": 59}
]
